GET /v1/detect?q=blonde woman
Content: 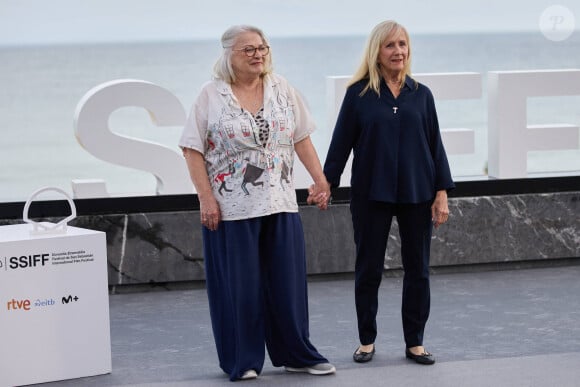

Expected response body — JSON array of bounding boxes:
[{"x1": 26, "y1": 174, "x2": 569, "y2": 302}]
[{"x1": 321, "y1": 20, "x2": 454, "y2": 365}]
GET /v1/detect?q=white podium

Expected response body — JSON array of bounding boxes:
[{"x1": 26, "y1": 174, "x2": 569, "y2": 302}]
[{"x1": 0, "y1": 188, "x2": 111, "y2": 386}]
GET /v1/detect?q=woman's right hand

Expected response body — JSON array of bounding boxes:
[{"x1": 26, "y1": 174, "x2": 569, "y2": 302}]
[
  {"x1": 182, "y1": 148, "x2": 222, "y2": 231},
  {"x1": 199, "y1": 193, "x2": 221, "y2": 231}
]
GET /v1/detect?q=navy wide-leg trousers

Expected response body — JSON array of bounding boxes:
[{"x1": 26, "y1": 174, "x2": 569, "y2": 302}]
[
  {"x1": 202, "y1": 212, "x2": 327, "y2": 381},
  {"x1": 350, "y1": 199, "x2": 433, "y2": 348}
]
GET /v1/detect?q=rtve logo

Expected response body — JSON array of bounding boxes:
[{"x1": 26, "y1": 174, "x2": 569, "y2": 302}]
[
  {"x1": 5, "y1": 254, "x2": 50, "y2": 270},
  {"x1": 6, "y1": 299, "x2": 31, "y2": 311}
]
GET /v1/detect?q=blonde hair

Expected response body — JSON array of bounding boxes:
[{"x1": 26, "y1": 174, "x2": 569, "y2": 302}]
[
  {"x1": 349, "y1": 20, "x2": 414, "y2": 96},
  {"x1": 213, "y1": 25, "x2": 273, "y2": 84}
]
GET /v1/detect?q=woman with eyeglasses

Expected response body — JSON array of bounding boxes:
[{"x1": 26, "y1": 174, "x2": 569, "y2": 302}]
[{"x1": 179, "y1": 25, "x2": 334, "y2": 381}]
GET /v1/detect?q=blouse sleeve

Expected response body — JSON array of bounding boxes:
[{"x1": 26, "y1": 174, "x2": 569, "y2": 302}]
[
  {"x1": 178, "y1": 84, "x2": 210, "y2": 153},
  {"x1": 288, "y1": 82, "x2": 316, "y2": 143}
]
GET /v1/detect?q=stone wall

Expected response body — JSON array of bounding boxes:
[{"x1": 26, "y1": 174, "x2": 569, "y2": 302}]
[{"x1": 4, "y1": 191, "x2": 575, "y2": 287}]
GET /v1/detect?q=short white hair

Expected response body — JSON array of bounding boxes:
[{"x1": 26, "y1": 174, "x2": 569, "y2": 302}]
[{"x1": 213, "y1": 25, "x2": 273, "y2": 83}]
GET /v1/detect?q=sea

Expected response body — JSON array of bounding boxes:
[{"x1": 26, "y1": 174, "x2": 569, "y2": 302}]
[{"x1": 1, "y1": 32, "x2": 580, "y2": 202}]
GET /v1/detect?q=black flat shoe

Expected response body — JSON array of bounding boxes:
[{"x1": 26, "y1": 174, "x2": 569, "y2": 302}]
[
  {"x1": 405, "y1": 348, "x2": 435, "y2": 365},
  {"x1": 353, "y1": 345, "x2": 375, "y2": 363}
]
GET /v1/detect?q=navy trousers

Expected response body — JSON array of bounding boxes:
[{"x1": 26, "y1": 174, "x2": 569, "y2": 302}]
[
  {"x1": 202, "y1": 212, "x2": 327, "y2": 381},
  {"x1": 350, "y1": 199, "x2": 433, "y2": 348}
]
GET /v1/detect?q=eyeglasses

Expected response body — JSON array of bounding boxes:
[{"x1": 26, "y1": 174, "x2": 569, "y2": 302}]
[{"x1": 233, "y1": 45, "x2": 270, "y2": 57}]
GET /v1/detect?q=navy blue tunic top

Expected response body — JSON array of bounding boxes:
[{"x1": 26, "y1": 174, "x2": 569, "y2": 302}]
[{"x1": 323, "y1": 76, "x2": 455, "y2": 203}]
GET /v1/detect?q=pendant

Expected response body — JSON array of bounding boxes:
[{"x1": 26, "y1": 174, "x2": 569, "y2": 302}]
[{"x1": 393, "y1": 107, "x2": 398, "y2": 114}]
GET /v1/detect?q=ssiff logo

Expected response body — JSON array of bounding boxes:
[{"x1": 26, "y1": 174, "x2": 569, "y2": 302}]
[{"x1": 8, "y1": 254, "x2": 49, "y2": 269}]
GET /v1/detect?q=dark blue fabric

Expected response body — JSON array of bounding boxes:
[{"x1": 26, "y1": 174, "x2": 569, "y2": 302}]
[
  {"x1": 202, "y1": 212, "x2": 327, "y2": 381},
  {"x1": 350, "y1": 199, "x2": 432, "y2": 348},
  {"x1": 324, "y1": 76, "x2": 455, "y2": 203}
]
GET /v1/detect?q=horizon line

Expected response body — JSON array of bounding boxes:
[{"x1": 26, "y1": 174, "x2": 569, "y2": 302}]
[{"x1": 0, "y1": 29, "x2": 554, "y2": 48}]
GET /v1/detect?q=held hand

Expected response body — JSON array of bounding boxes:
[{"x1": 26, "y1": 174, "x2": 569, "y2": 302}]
[
  {"x1": 431, "y1": 190, "x2": 450, "y2": 229},
  {"x1": 307, "y1": 180, "x2": 331, "y2": 210},
  {"x1": 199, "y1": 194, "x2": 221, "y2": 231}
]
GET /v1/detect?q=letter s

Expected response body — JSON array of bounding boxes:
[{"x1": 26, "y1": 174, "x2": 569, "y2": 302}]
[{"x1": 73, "y1": 79, "x2": 191, "y2": 195}]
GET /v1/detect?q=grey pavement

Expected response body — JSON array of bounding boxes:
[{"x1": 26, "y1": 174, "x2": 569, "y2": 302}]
[{"x1": 43, "y1": 264, "x2": 580, "y2": 387}]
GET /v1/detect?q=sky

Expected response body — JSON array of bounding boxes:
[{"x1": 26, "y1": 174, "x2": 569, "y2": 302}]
[{"x1": 0, "y1": 0, "x2": 578, "y2": 45}]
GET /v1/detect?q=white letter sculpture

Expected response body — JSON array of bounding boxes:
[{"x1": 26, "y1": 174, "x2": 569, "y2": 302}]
[
  {"x1": 73, "y1": 79, "x2": 190, "y2": 197},
  {"x1": 488, "y1": 69, "x2": 580, "y2": 178}
]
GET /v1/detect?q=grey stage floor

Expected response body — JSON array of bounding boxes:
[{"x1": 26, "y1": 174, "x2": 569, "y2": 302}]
[{"x1": 43, "y1": 265, "x2": 580, "y2": 387}]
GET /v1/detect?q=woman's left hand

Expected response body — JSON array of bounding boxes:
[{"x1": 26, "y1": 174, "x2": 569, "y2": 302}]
[
  {"x1": 431, "y1": 190, "x2": 450, "y2": 228},
  {"x1": 307, "y1": 181, "x2": 331, "y2": 210}
]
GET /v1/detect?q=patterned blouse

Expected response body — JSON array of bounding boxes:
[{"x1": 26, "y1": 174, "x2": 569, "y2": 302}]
[{"x1": 179, "y1": 73, "x2": 316, "y2": 220}]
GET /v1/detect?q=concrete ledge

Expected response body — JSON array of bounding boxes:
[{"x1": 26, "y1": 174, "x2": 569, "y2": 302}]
[
  {"x1": 1, "y1": 191, "x2": 578, "y2": 286},
  {"x1": 303, "y1": 191, "x2": 580, "y2": 272}
]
